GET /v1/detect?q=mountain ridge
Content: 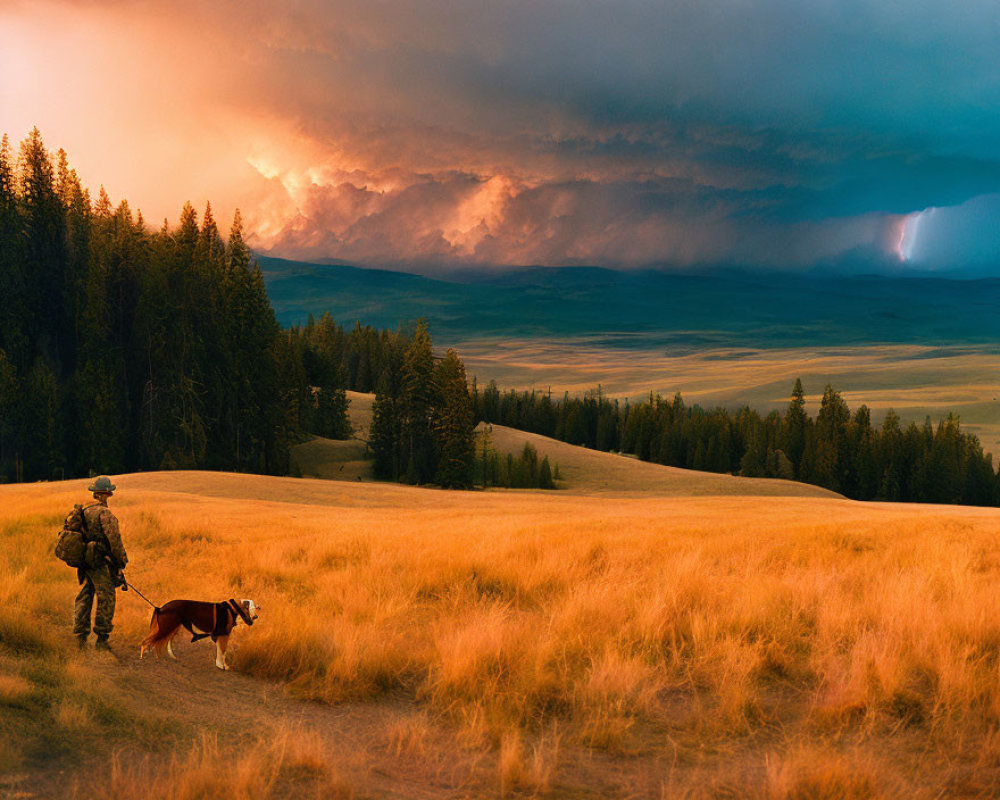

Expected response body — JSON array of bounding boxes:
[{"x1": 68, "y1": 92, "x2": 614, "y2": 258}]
[{"x1": 258, "y1": 255, "x2": 1000, "y2": 350}]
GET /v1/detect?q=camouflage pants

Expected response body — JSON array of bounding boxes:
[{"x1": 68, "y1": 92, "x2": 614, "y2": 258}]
[{"x1": 74, "y1": 566, "x2": 116, "y2": 637}]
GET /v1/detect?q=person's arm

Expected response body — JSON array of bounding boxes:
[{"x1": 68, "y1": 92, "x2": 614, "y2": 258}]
[{"x1": 100, "y1": 509, "x2": 128, "y2": 568}]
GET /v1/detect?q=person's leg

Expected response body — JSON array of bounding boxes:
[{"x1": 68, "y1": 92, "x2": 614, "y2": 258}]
[
  {"x1": 91, "y1": 567, "x2": 117, "y2": 649},
  {"x1": 73, "y1": 574, "x2": 95, "y2": 645}
]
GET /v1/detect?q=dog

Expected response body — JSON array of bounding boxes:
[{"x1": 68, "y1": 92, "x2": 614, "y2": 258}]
[{"x1": 140, "y1": 598, "x2": 259, "y2": 670}]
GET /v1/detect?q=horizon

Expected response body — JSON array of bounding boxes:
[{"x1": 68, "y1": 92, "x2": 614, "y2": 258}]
[
  {"x1": 258, "y1": 252, "x2": 1000, "y2": 283},
  {"x1": 4, "y1": 1, "x2": 1000, "y2": 275}
]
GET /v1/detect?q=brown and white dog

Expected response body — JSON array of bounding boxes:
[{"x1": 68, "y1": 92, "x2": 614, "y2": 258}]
[{"x1": 139, "y1": 598, "x2": 259, "y2": 670}]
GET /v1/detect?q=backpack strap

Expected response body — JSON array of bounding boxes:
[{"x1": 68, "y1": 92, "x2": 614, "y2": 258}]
[
  {"x1": 79, "y1": 503, "x2": 102, "y2": 540},
  {"x1": 81, "y1": 503, "x2": 118, "y2": 566}
]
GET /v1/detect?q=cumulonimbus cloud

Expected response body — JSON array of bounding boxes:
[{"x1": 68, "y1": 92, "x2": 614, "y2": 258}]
[{"x1": 4, "y1": 0, "x2": 1000, "y2": 271}]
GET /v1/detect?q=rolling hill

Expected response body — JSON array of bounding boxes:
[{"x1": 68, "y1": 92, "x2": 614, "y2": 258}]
[
  {"x1": 291, "y1": 392, "x2": 837, "y2": 497},
  {"x1": 481, "y1": 422, "x2": 838, "y2": 497},
  {"x1": 3, "y1": 466, "x2": 1000, "y2": 798}
]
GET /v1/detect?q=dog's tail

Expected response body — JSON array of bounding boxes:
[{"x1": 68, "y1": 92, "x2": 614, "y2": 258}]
[{"x1": 139, "y1": 607, "x2": 180, "y2": 658}]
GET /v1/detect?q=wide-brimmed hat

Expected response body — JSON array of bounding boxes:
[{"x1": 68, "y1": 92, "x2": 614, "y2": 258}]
[{"x1": 88, "y1": 476, "x2": 116, "y2": 493}]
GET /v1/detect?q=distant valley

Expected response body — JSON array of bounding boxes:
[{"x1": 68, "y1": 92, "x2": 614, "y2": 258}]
[{"x1": 260, "y1": 256, "x2": 1000, "y2": 456}]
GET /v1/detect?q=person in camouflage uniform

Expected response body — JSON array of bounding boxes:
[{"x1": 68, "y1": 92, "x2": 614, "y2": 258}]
[{"x1": 73, "y1": 476, "x2": 128, "y2": 652}]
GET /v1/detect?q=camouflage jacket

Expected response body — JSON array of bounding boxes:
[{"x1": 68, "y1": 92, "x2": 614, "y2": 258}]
[{"x1": 83, "y1": 504, "x2": 128, "y2": 568}]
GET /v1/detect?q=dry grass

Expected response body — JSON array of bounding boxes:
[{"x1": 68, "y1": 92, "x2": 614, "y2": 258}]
[
  {"x1": 0, "y1": 673, "x2": 32, "y2": 706},
  {"x1": 108, "y1": 729, "x2": 348, "y2": 800},
  {"x1": 482, "y1": 422, "x2": 838, "y2": 495},
  {"x1": 54, "y1": 697, "x2": 93, "y2": 731},
  {"x1": 4, "y1": 471, "x2": 1000, "y2": 796},
  {"x1": 762, "y1": 746, "x2": 890, "y2": 800},
  {"x1": 497, "y1": 728, "x2": 560, "y2": 796},
  {"x1": 344, "y1": 390, "x2": 375, "y2": 435},
  {"x1": 290, "y1": 436, "x2": 372, "y2": 481}
]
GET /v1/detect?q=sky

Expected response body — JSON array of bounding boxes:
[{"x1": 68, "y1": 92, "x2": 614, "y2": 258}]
[{"x1": 2, "y1": 0, "x2": 1000, "y2": 274}]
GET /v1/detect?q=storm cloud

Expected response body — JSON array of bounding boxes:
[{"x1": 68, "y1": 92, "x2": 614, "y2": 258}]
[{"x1": 3, "y1": 0, "x2": 999, "y2": 270}]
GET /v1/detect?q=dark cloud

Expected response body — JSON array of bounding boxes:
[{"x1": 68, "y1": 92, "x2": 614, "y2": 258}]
[{"x1": 9, "y1": 0, "x2": 1000, "y2": 270}]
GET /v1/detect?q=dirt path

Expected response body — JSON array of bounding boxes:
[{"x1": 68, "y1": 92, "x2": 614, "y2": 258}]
[
  {"x1": 14, "y1": 636, "x2": 973, "y2": 800},
  {"x1": 17, "y1": 634, "x2": 705, "y2": 800},
  {"x1": 76, "y1": 639, "x2": 493, "y2": 799}
]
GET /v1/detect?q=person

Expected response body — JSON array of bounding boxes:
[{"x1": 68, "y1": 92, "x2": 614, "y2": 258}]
[{"x1": 73, "y1": 476, "x2": 128, "y2": 652}]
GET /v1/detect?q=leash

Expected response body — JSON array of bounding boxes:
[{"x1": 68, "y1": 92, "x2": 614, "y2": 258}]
[
  {"x1": 122, "y1": 579, "x2": 159, "y2": 610},
  {"x1": 103, "y1": 556, "x2": 159, "y2": 610}
]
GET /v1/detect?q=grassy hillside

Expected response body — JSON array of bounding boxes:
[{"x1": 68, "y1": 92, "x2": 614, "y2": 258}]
[
  {"x1": 291, "y1": 391, "x2": 836, "y2": 497},
  {"x1": 4, "y1": 473, "x2": 1000, "y2": 797},
  {"x1": 482, "y1": 422, "x2": 838, "y2": 497},
  {"x1": 290, "y1": 392, "x2": 375, "y2": 481}
]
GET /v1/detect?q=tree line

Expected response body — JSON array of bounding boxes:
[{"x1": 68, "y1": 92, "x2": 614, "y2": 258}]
[{"x1": 473, "y1": 379, "x2": 1000, "y2": 506}]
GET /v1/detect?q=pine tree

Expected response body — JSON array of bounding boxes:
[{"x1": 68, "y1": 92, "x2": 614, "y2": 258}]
[
  {"x1": 369, "y1": 334, "x2": 405, "y2": 480},
  {"x1": 784, "y1": 378, "x2": 807, "y2": 476},
  {"x1": 370, "y1": 384, "x2": 399, "y2": 480},
  {"x1": 538, "y1": 456, "x2": 554, "y2": 488},
  {"x1": 18, "y1": 128, "x2": 70, "y2": 370},
  {"x1": 22, "y1": 358, "x2": 63, "y2": 479},
  {"x1": 739, "y1": 428, "x2": 768, "y2": 477},
  {"x1": 198, "y1": 201, "x2": 225, "y2": 264},
  {"x1": 62, "y1": 165, "x2": 91, "y2": 364},
  {"x1": 0, "y1": 133, "x2": 316, "y2": 480},
  {"x1": 433, "y1": 349, "x2": 475, "y2": 488},
  {"x1": 228, "y1": 208, "x2": 251, "y2": 271},
  {"x1": 0, "y1": 349, "x2": 18, "y2": 481},
  {"x1": 401, "y1": 319, "x2": 436, "y2": 483},
  {"x1": 0, "y1": 134, "x2": 28, "y2": 371},
  {"x1": 95, "y1": 187, "x2": 113, "y2": 218}
]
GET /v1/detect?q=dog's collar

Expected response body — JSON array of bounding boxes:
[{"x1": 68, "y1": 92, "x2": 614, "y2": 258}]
[{"x1": 227, "y1": 598, "x2": 254, "y2": 626}]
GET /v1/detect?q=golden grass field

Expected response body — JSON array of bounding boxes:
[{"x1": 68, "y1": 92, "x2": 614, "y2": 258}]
[
  {"x1": 3, "y1": 428, "x2": 1000, "y2": 798},
  {"x1": 458, "y1": 341, "x2": 1000, "y2": 458}
]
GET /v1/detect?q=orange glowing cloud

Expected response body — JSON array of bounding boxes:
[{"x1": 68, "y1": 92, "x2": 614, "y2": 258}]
[{"x1": 2, "y1": 0, "x2": 958, "y2": 271}]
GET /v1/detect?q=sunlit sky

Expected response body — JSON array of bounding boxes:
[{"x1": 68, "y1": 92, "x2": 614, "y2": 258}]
[{"x1": 2, "y1": 0, "x2": 1000, "y2": 273}]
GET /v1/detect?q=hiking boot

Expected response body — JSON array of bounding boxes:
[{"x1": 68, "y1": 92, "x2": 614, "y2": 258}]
[
  {"x1": 76, "y1": 634, "x2": 89, "y2": 650},
  {"x1": 94, "y1": 636, "x2": 113, "y2": 653}
]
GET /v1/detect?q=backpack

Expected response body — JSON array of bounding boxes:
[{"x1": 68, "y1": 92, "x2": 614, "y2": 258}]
[{"x1": 54, "y1": 504, "x2": 97, "y2": 569}]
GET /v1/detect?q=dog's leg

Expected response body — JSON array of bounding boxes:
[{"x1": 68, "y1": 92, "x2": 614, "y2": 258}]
[
  {"x1": 140, "y1": 609, "x2": 160, "y2": 660},
  {"x1": 215, "y1": 635, "x2": 230, "y2": 670},
  {"x1": 167, "y1": 632, "x2": 178, "y2": 661}
]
